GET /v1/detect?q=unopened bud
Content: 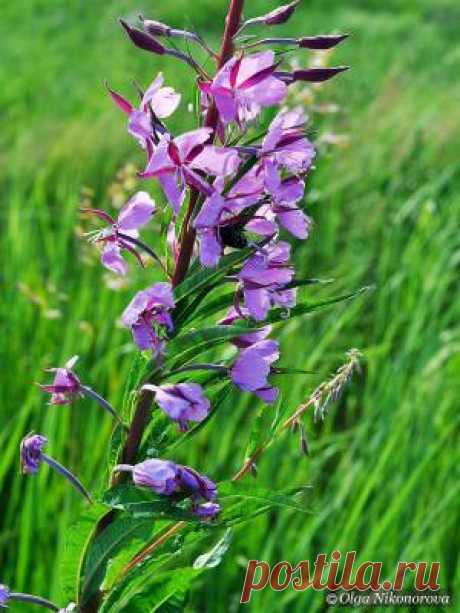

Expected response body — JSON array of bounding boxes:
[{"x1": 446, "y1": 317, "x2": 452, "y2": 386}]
[
  {"x1": 263, "y1": 1, "x2": 301, "y2": 25},
  {"x1": 293, "y1": 66, "x2": 349, "y2": 82},
  {"x1": 237, "y1": 1, "x2": 301, "y2": 35},
  {"x1": 119, "y1": 18, "x2": 165, "y2": 55},
  {"x1": 299, "y1": 34, "x2": 349, "y2": 49},
  {"x1": 140, "y1": 16, "x2": 172, "y2": 37}
]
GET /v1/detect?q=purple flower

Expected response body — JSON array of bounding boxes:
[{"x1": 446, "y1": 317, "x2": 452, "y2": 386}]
[
  {"x1": 238, "y1": 241, "x2": 296, "y2": 320},
  {"x1": 219, "y1": 307, "x2": 272, "y2": 349},
  {"x1": 193, "y1": 191, "x2": 229, "y2": 267},
  {"x1": 193, "y1": 175, "x2": 265, "y2": 267},
  {"x1": 20, "y1": 434, "x2": 92, "y2": 502},
  {"x1": 230, "y1": 340, "x2": 279, "y2": 404},
  {"x1": 261, "y1": 107, "x2": 315, "y2": 174},
  {"x1": 108, "y1": 73, "x2": 180, "y2": 149},
  {"x1": 247, "y1": 161, "x2": 311, "y2": 239},
  {"x1": 40, "y1": 357, "x2": 121, "y2": 422},
  {"x1": 115, "y1": 459, "x2": 219, "y2": 517},
  {"x1": 202, "y1": 51, "x2": 287, "y2": 125},
  {"x1": 20, "y1": 434, "x2": 47, "y2": 474},
  {"x1": 84, "y1": 191, "x2": 156, "y2": 275},
  {"x1": 141, "y1": 129, "x2": 239, "y2": 214},
  {"x1": 193, "y1": 502, "x2": 221, "y2": 517},
  {"x1": 40, "y1": 356, "x2": 81, "y2": 405},
  {"x1": 122, "y1": 282, "x2": 175, "y2": 355},
  {"x1": 0, "y1": 585, "x2": 9, "y2": 608},
  {"x1": 143, "y1": 382, "x2": 211, "y2": 430},
  {"x1": 130, "y1": 459, "x2": 178, "y2": 494}
]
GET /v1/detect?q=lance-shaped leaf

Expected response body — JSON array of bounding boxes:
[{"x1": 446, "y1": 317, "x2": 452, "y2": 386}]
[
  {"x1": 102, "y1": 485, "x2": 201, "y2": 522},
  {"x1": 193, "y1": 528, "x2": 233, "y2": 569},
  {"x1": 266, "y1": 286, "x2": 372, "y2": 325},
  {"x1": 215, "y1": 481, "x2": 311, "y2": 526},
  {"x1": 164, "y1": 324, "x2": 257, "y2": 370},
  {"x1": 80, "y1": 515, "x2": 157, "y2": 606},
  {"x1": 173, "y1": 246, "x2": 255, "y2": 304},
  {"x1": 59, "y1": 503, "x2": 109, "y2": 602},
  {"x1": 100, "y1": 567, "x2": 201, "y2": 613}
]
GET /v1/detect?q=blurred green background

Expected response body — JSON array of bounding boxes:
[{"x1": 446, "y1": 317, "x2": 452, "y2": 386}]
[{"x1": 1, "y1": 0, "x2": 459, "y2": 611}]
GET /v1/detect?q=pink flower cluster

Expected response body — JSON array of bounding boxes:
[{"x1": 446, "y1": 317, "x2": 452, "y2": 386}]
[
  {"x1": 9, "y1": 4, "x2": 350, "y2": 608},
  {"x1": 80, "y1": 2, "x2": 346, "y2": 512}
]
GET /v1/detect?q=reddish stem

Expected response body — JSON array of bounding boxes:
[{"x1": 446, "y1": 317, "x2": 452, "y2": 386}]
[
  {"x1": 82, "y1": 6, "x2": 246, "y2": 611},
  {"x1": 172, "y1": 0, "x2": 245, "y2": 287}
]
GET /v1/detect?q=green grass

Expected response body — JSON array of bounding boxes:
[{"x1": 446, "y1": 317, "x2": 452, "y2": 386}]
[{"x1": 1, "y1": 0, "x2": 459, "y2": 611}]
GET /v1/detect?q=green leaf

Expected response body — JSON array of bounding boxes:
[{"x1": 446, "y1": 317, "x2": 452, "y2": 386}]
[
  {"x1": 181, "y1": 290, "x2": 235, "y2": 328},
  {"x1": 243, "y1": 396, "x2": 285, "y2": 462},
  {"x1": 215, "y1": 481, "x2": 311, "y2": 527},
  {"x1": 104, "y1": 353, "x2": 153, "y2": 479},
  {"x1": 173, "y1": 247, "x2": 253, "y2": 305},
  {"x1": 102, "y1": 485, "x2": 200, "y2": 522},
  {"x1": 266, "y1": 286, "x2": 372, "y2": 325},
  {"x1": 80, "y1": 514, "x2": 156, "y2": 605},
  {"x1": 193, "y1": 528, "x2": 233, "y2": 569},
  {"x1": 121, "y1": 352, "x2": 153, "y2": 421},
  {"x1": 59, "y1": 503, "x2": 109, "y2": 602},
  {"x1": 100, "y1": 567, "x2": 201, "y2": 613},
  {"x1": 164, "y1": 324, "x2": 254, "y2": 370}
]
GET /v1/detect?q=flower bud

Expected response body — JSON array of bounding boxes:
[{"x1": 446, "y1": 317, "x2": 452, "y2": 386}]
[
  {"x1": 263, "y1": 0, "x2": 301, "y2": 25},
  {"x1": 115, "y1": 459, "x2": 219, "y2": 515},
  {"x1": 119, "y1": 19, "x2": 165, "y2": 55},
  {"x1": 243, "y1": 1, "x2": 301, "y2": 30},
  {"x1": 140, "y1": 17, "x2": 172, "y2": 37},
  {"x1": 20, "y1": 433, "x2": 92, "y2": 502},
  {"x1": 20, "y1": 434, "x2": 47, "y2": 474},
  {"x1": 292, "y1": 66, "x2": 349, "y2": 82},
  {"x1": 299, "y1": 34, "x2": 349, "y2": 49}
]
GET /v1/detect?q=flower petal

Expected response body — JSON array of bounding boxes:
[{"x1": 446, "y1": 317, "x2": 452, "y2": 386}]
[{"x1": 118, "y1": 191, "x2": 156, "y2": 230}]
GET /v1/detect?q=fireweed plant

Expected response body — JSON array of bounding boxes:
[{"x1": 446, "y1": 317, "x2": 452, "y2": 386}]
[{"x1": 3, "y1": 2, "x2": 366, "y2": 611}]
